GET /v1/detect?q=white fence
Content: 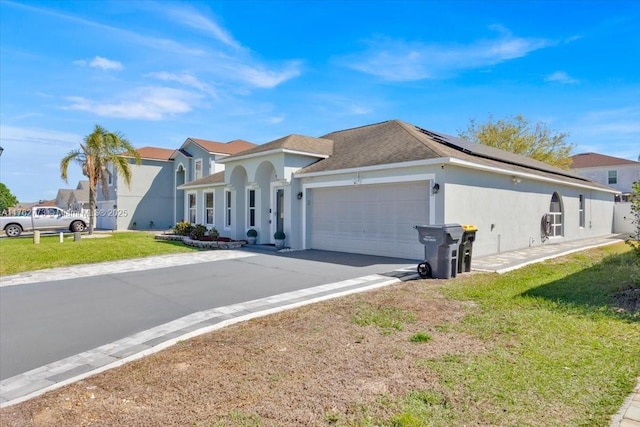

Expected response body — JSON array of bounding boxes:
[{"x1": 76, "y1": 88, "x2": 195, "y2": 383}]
[{"x1": 613, "y1": 203, "x2": 635, "y2": 235}]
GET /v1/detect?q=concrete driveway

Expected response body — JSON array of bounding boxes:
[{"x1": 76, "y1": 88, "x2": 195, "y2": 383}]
[{"x1": 0, "y1": 248, "x2": 418, "y2": 405}]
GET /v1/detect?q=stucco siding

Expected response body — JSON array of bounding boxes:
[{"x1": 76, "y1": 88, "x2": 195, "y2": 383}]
[
  {"x1": 443, "y1": 166, "x2": 614, "y2": 257},
  {"x1": 115, "y1": 160, "x2": 174, "y2": 230}
]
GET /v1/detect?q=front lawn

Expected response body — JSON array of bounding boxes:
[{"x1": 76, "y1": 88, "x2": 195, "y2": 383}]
[
  {"x1": 0, "y1": 232, "x2": 200, "y2": 276},
  {"x1": 1, "y1": 243, "x2": 637, "y2": 426}
]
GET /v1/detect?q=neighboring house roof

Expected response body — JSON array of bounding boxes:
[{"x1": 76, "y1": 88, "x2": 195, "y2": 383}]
[
  {"x1": 570, "y1": 152, "x2": 639, "y2": 168},
  {"x1": 76, "y1": 181, "x2": 89, "y2": 190},
  {"x1": 136, "y1": 146, "x2": 175, "y2": 161},
  {"x1": 56, "y1": 189, "x2": 73, "y2": 203},
  {"x1": 177, "y1": 171, "x2": 225, "y2": 189},
  {"x1": 222, "y1": 134, "x2": 334, "y2": 160},
  {"x1": 187, "y1": 138, "x2": 257, "y2": 155},
  {"x1": 296, "y1": 120, "x2": 613, "y2": 191},
  {"x1": 69, "y1": 187, "x2": 89, "y2": 204}
]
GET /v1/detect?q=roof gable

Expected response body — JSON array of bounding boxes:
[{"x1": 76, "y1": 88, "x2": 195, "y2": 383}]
[
  {"x1": 224, "y1": 134, "x2": 334, "y2": 160},
  {"x1": 570, "y1": 152, "x2": 639, "y2": 168}
]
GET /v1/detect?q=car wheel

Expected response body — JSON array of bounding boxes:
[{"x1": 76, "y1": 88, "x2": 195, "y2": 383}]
[
  {"x1": 5, "y1": 224, "x2": 22, "y2": 237},
  {"x1": 70, "y1": 221, "x2": 86, "y2": 232}
]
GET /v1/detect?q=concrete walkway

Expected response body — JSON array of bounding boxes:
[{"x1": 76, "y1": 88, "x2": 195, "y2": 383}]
[{"x1": 1, "y1": 234, "x2": 637, "y2": 426}]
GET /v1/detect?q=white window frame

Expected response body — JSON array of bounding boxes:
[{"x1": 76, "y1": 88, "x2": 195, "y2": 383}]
[
  {"x1": 247, "y1": 189, "x2": 256, "y2": 228},
  {"x1": 194, "y1": 159, "x2": 203, "y2": 180},
  {"x1": 204, "y1": 192, "x2": 214, "y2": 226},
  {"x1": 188, "y1": 193, "x2": 197, "y2": 224},
  {"x1": 608, "y1": 170, "x2": 617, "y2": 185},
  {"x1": 549, "y1": 192, "x2": 563, "y2": 237},
  {"x1": 225, "y1": 189, "x2": 233, "y2": 230}
]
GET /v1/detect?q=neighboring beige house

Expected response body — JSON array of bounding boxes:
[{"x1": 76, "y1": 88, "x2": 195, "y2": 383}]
[
  {"x1": 179, "y1": 119, "x2": 618, "y2": 259},
  {"x1": 570, "y1": 153, "x2": 640, "y2": 202}
]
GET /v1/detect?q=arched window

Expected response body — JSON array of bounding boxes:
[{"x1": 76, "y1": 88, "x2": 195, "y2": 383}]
[{"x1": 549, "y1": 192, "x2": 563, "y2": 237}]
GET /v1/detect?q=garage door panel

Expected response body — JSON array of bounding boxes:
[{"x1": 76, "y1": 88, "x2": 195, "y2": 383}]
[{"x1": 310, "y1": 182, "x2": 429, "y2": 259}]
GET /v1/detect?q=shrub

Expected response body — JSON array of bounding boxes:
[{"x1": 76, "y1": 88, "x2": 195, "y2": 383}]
[
  {"x1": 247, "y1": 229, "x2": 258, "y2": 237},
  {"x1": 274, "y1": 231, "x2": 286, "y2": 240},
  {"x1": 190, "y1": 224, "x2": 208, "y2": 240},
  {"x1": 209, "y1": 227, "x2": 220, "y2": 240},
  {"x1": 174, "y1": 221, "x2": 193, "y2": 236}
]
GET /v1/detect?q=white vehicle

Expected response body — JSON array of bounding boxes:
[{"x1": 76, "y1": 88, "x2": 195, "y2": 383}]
[{"x1": 1, "y1": 207, "x2": 88, "y2": 237}]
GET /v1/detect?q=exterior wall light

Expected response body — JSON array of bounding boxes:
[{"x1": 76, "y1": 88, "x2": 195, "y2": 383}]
[{"x1": 432, "y1": 183, "x2": 440, "y2": 194}]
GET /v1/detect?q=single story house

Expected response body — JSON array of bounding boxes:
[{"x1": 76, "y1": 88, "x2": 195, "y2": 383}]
[{"x1": 178, "y1": 119, "x2": 618, "y2": 260}]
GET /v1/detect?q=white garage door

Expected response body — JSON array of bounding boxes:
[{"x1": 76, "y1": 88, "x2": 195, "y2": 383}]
[{"x1": 310, "y1": 182, "x2": 430, "y2": 259}]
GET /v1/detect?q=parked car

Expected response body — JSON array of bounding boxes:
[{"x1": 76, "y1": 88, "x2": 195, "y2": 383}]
[{"x1": 1, "y1": 207, "x2": 88, "y2": 237}]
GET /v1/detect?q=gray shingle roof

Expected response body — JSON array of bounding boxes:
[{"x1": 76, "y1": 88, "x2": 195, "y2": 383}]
[
  {"x1": 297, "y1": 120, "x2": 614, "y2": 191},
  {"x1": 179, "y1": 171, "x2": 225, "y2": 188}
]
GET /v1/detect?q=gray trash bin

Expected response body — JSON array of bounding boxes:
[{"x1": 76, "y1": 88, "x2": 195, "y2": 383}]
[{"x1": 414, "y1": 224, "x2": 464, "y2": 279}]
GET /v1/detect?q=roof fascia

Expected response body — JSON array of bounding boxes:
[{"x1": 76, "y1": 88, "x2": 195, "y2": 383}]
[
  {"x1": 295, "y1": 158, "x2": 446, "y2": 178},
  {"x1": 177, "y1": 181, "x2": 226, "y2": 190},
  {"x1": 219, "y1": 148, "x2": 329, "y2": 164}
]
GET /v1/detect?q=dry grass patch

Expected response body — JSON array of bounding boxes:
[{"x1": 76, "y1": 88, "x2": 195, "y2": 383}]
[{"x1": 0, "y1": 281, "x2": 483, "y2": 426}]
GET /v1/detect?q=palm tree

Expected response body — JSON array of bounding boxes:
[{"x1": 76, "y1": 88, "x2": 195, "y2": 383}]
[{"x1": 60, "y1": 125, "x2": 141, "y2": 234}]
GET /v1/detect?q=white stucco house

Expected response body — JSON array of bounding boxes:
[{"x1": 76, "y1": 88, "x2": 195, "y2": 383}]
[
  {"x1": 570, "y1": 152, "x2": 640, "y2": 234},
  {"x1": 570, "y1": 152, "x2": 640, "y2": 202},
  {"x1": 178, "y1": 120, "x2": 618, "y2": 260},
  {"x1": 170, "y1": 138, "x2": 257, "y2": 226}
]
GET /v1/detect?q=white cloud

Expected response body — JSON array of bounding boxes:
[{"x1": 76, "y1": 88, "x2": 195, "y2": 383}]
[
  {"x1": 63, "y1": 87, "x2": 202, "y2": 120},
  {"x1": 90, "y1": 56, "x2": 123, "y2": 71},
  {"x1": 232, "y1": 61, "x2": 302, "y2": 88},
  {"x1": 545, "y1": 71, "x2": 578, "y2": 84},
  {"x1": 342, "y1": 29, "x2": 553, "y2": 81},
  {"x1": 165, "y1": 6, "x2": 243, "y2": 50},
  {"x1": 145, "y1": 71, "x2": 216, "y2": 97},
  {"x1": 74, "y1": 56, "x2": 123, "y2": 70}
]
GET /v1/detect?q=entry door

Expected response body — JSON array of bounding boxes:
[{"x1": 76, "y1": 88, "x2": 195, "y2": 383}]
[{"x1": 276, "y1": 189, "x2": 284, "y2": 234}]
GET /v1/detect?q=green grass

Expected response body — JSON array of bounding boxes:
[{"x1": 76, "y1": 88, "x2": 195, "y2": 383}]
[
  {"x1": 351, "y1": 302, "x2": 416, "y2": 335},
  {"x1": 382, "y1": 243, "x2": 640, "y2": 426},
  {"x1": 0, "y1": 232, "x2": 201, "y2": 276}
]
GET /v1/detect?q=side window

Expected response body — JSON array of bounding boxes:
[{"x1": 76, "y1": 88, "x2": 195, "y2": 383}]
[
  {"x1": 205, "y1": 192, "x2": 214, "y2": 225},
  {"x1": 608, "y1": 170, "x2": 617, "y2": 185},
  {"x1": 194, "y1": 159, "x2": 203, "y2": 180},
  {"x1": 225, "y1": 190, "x2": 232, "y2": 228},
  {"x1": 188, "y1": 194, "x2": 196, "y2": 224},
  {"x1": 578, "y1": 195, "x2": 585, "y2": 228},
  {"x1": 549, "y1": 192, "x2": 564, "y2": 237},
  {"x1": 248, "y1": 189, "x2": 256, "y2": 227}
]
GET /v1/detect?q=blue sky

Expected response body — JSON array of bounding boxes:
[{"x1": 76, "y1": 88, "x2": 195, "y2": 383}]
[{"x1": 1, "y1": 0, "x2": 638, "y2": 202}]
